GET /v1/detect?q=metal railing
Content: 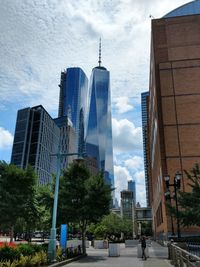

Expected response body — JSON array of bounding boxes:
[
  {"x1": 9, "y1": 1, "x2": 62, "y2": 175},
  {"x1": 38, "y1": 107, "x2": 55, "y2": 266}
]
[
  {"x1": 169, "y1": 243, "x2": 200, "y2": 267},
  {"x1": 187, "y1": 243, "x2": 200, "y2": 258}
]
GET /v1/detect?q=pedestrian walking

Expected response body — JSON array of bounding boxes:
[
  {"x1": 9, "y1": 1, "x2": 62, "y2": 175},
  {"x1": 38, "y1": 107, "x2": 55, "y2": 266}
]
[{"x1": 141, "y1": 235, "x2": 147, "y2": 260}]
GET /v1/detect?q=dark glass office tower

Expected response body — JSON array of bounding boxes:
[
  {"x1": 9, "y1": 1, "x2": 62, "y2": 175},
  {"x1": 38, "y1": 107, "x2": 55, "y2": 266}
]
[
  {"x1": 86, "y1": 42, "x2": 114, "y2": 190},
  {"x1": 11, "y1": 105, "x2": 60, "y2": 184},
  {"x1": 58, "y1": 67, "x2": 88, "y2": 155}
]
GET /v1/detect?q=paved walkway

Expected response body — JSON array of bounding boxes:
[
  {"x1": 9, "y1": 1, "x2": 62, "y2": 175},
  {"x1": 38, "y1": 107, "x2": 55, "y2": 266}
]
[{"x1": 65, "y1": 241, "x2": 173, "y2": 267}]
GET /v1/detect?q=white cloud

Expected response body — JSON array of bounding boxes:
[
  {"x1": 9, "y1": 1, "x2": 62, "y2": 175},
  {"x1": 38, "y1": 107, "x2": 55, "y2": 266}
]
[
  {"x1": 113, "y1": 96, "x2": 134, "y2": 114},
  {"x1": 114, "y1": 165, "x2": 131, "y2": 205},
  {"x1": 112, "y1": 118, "x2": 142, "y2": 154},
  {"x1": 124, "y1": 156, "x2": 144, "y2": 172},
  {"x1": 0, "y1": 127, "x2": 13, "y2": 149},
  {"x1": 114, "y1": 163, "x2": 146, "y2": 207}
]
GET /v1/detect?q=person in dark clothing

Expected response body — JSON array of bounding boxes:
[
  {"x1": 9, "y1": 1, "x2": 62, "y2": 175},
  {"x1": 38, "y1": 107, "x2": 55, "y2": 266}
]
[{"x1": 141, "y1": 236, "x2": 147, "y2": 260}]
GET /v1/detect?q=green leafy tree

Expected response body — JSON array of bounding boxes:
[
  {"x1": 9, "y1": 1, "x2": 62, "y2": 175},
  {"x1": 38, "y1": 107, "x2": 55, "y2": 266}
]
[
  {"x1": 57, "y1": 162, "x2": 111, "y2": 254},
  {"x1": 0, "y1": 162, "x2": 40, "y2": 241},
  {"x1": 89, "y1": 213, "x2": 133, "y2": 241},
  {"x1": 176, "y1": 163, "x2": 200, "y2": 226},
  {"x1": 36, "y1": 183, "x2": 54, "y2": 234}
]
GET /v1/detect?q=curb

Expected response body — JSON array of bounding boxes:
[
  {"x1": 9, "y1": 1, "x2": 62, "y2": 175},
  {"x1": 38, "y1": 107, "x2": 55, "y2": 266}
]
[{"x1": 48, "y1": 254, "x2": 87, "y2": 267}]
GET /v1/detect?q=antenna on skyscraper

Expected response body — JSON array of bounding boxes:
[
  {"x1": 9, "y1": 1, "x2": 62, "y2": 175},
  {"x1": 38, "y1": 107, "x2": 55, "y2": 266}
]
[{"x1": 98, "y1": 38, "x2": 102, "y2": 67}]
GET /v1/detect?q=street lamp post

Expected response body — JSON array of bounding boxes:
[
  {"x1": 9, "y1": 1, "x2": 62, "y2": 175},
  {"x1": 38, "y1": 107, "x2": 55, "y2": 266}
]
[
  {"x1": 164, "y1": 191, "x2": 175, "y2": 236},
  {"x1": 163, "y1": 171, "x2": 182, "y2": 238},
  {"x1": 47, "y1": 147, "x2": 84, "y2": 262}
]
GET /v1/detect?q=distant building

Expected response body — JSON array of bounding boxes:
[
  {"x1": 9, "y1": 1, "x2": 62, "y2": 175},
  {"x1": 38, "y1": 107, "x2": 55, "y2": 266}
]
[
  {"x1": 120, "y1": 190, "x2": 134, "y2": 220},
  {"x1": 11, "y1": 105, "x2": 59, "y2": 184},
  {"x1": 128, "y1": 180, "x2": 136, "y2": 205}
]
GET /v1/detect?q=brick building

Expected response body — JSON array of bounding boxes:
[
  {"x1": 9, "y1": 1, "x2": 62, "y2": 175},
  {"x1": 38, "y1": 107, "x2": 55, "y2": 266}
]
[{"x1": 149, "y1": 2, "x2": 200, "y2": 240}]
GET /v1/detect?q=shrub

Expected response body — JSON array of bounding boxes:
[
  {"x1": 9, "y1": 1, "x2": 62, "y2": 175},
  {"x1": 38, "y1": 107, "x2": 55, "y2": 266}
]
[
  {"x1": 2, "y1": 259, "x2": 18, "y2": 267},
  {"x1": 0, "y1": 246, "x2": 20, "y2": 262}
]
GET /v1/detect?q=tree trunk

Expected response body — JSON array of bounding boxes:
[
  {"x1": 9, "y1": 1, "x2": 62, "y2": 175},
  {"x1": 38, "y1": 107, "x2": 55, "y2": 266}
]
[
  {"x1": 10, "y1": 226, "x2": 14, "y2": 242},
  {"x1": 81, "y1": 226, "x2": 86, "y2": 255}
]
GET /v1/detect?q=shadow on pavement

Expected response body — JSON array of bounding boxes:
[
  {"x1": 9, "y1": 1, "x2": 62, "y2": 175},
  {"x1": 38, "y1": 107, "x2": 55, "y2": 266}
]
[{"x1": 76, "y1": 255, "x2": 107, "y2": 263}]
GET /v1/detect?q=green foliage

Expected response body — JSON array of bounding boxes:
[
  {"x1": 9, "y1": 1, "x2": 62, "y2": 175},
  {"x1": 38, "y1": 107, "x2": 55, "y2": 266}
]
[
  {"x1": 93, "y1": 225, "x2": 107, "y2": 239},
  {"x1": 3, "y1": 259, "x2": 18, "y2": 267},
  {"x1": 0, "y1": 244, "x2": 47, "y2": 267},
  {"x1": 57, "y1": 162, "x2": 111, "y2": 253},
  {"x1": 88, "y1": 213, "x2": 133, "y2": 241},
  {"x1": 0, "y1": 246, "x2": 20, "y2": 262},
  {"x1": 141, "y1": 221, "x2": 152, "y2": 236},
  {"x1": 0, "y1": 162, "x2": 41, "y2": 237},
  {"x1": 177, "y1": 163, "x2": 200, "y2": 226},
  {"x1": 16, "y1": 244, "x2": 34, "y2": 256}
]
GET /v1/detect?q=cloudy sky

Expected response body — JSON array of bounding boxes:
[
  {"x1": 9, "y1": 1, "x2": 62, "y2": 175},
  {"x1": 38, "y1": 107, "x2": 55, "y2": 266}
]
[{"x1": 0, "y1": 0, "x2": 190, "y2": 206}]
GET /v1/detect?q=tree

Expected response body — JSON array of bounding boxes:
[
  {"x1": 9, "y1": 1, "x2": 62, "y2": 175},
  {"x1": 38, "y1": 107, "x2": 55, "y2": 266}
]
[
  {"x1": 57, "y1": 161, "x2": 111, "y2": 254},
  {"x1": 88, "y1": 213, "x2": 133, "y2": 241},
  {"x1": 36, "y1": 184, "x2": 54, "y2": 234},
  {"x1": 0, "y1": 162, "x2": 40, "y2": 241},
  {"x1": 176, "y1": 163, "x2": 200, "y2": 226}
]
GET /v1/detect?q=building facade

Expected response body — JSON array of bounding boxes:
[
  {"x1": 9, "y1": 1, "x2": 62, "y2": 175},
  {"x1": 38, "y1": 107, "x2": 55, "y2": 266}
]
[
  {"x1": 149, "y1": 1, "x2": 200, "y2": 239},
  {"x1": 54, "y1": 116, "x2": 76, "y2": 169},
  {"x1": 11, "y1": 105, "x2": 76, "y2": 184},
  {"x1": 128, "y1": 180, "x2": 136, "y2": 205},
  {"x1": 11, "y1": 105, "x2": 59, "y2": 184},
  {"x1": 141, "y1": 91, "x2": 151, "y2": 207},
  {"x1": 58, "y1": 67, "x2": 88, "y2": 155},
  {"x1": 86, "y1": 61, "x2": 114, "y2": 189}
]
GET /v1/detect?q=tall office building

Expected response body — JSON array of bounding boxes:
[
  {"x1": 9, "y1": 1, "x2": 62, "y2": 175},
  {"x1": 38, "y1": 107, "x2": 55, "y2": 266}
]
[
  {"x1": 54, "y1": 116, "x2": 76, "y2": 168},
  {"x1": 141, "y1": 92, "x2": 151, "y2": 207},
  {"x1": 11, "y1": 105, "x2": 59, "y2": 184},
  {"x1": 149, "y1": 0, "x2": 200, "y2": 239},
  {"x1": 58, "y1": 67, "x2": 88, "y2": 155},
  {"x1": 86, "y1": 40, "x2": 114, "y2": 189},
  {"x1": 120, "y1": 190, "x2": 134, "y2": 220},
  {"x1": 11, "y1": 105, "x2": 76, "y2": 184},
  {"x1": 128, "y1": 180, "x2": 136, "y2": 205}
]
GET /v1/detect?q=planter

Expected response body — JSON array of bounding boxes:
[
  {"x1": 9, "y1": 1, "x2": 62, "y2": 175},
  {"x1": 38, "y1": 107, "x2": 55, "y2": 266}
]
[
  {"x1": 125, "y1": 240, "x2": 139, "y2": 247},
  {"x1": 94, "y1": 240, "x2": 104, "y2": 249},
  {"x1": 108, "y1": 243, "x2": 120, "y2": 257}
]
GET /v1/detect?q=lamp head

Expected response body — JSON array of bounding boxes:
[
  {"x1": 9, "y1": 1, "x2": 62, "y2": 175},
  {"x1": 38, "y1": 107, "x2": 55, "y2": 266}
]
[
  {"x1": 175, "y1": 171, "x2": 181, "y2": 189},
  {"x1": 164, "y1": 175, "x2": 170, "y2": 188},
  {"x1": 164, "y1": 175, "x2": 170, "y2": 182}
]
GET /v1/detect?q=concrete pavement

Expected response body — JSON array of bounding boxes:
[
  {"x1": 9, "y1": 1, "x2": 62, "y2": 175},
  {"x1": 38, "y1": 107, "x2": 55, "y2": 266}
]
[{"x1": 64, "y1": 241, "x2": 173, "y2": 267}]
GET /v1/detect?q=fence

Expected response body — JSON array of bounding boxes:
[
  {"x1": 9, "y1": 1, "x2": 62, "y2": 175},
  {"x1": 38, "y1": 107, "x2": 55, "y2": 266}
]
[
  {"x1": 169, "y1": 243, "x2": 200, "y2": 267},
  {"x1": 187, "y1": 243, "x2": 200, "y2": 258}
]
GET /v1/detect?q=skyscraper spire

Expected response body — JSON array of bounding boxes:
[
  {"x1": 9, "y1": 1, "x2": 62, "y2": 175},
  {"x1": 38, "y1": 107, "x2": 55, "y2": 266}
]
[{"x1": 98, "y1": 38, "x2": 101, "y2": 67}]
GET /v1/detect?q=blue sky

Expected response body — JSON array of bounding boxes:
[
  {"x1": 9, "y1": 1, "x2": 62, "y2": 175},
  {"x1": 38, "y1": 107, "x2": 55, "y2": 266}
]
[{"x1": 0, "y1": 0, "x2": 190, "y2": 206}]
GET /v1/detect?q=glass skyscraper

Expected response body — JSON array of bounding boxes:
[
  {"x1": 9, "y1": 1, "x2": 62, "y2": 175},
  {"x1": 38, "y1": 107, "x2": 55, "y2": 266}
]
[
  {"x1": 86, "y1": 48, "x2": 114, "y2": 189},
  {"x1": 11, "y1": 105, "x2": 60, "y2": 184},
  {"x1": 141, "y1": 91, "x2": 150, "y2": 207},
  {"x1": 58, "y1": 67, "x2": 88, "y2": 155}
]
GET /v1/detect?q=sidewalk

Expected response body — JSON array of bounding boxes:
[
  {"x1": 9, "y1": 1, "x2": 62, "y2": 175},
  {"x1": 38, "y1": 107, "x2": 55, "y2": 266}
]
[{"x1": 64, "y1": 241, "x2": 173, "y2": 267}]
